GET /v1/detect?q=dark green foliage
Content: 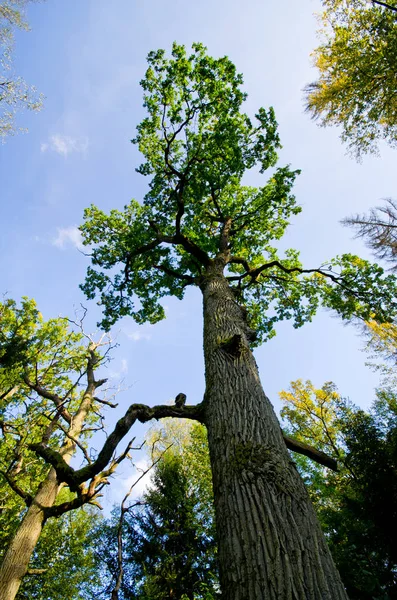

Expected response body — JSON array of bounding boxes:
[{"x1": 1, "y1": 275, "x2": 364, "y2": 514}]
[
  {"x1": 281, "y1": 382, "x2": 397, "y2": 599},
  {"x1": 95, "y1": 426, "x2": 218, "y2": 600}
]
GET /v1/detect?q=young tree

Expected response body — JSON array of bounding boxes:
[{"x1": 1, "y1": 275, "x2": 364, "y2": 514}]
[
  {"x1": 93, "y1": 422, "x2": 218, "y2": 600},
  {"x1": 0, "y1": 0, "x2": 44, "y2": 139},
  {"x1": 280, "y1": 380, "x2": 397, "y2": 599},
  {"x1": 37, "y1": 43, "x2": 397, "y2": 598},
  {"x1": 304, "y1": 0, "x2": 397, "y2": 157}
]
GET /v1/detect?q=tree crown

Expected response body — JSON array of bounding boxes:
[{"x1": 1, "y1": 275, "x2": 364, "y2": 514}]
[{"x1": 81, "y1": 43, "x2": 397, "y2": 342}]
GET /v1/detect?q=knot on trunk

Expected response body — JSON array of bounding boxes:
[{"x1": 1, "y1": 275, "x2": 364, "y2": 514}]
[{"x1": 220, "y1": 334, "x2": 245, "y2": 357}]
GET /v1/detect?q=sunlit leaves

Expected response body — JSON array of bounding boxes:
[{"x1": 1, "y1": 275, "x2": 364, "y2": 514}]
[
  {"x1": 280, "y1": 378, "x2": 397, "y2": 598},
  {"x1": 81, "y1": 43, "x2": 397, "y2": 342},
  {"x1": 305, "y1": 0, "x2": 397, "y2": 156},
  {"x1": 0, "y1": 1, "x2": 44, "y2": 139}
]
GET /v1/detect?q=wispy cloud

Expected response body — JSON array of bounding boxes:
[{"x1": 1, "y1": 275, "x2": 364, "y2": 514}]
[
  {"x1": 41, "y1": 134, "x2": 89, "y2": 157},
  {"x1": 119, "y1": 459, "x2": 154, "y2": 500},
  {"x1": 108, "y1": 357, "x2": 129, "y2": 380},
  {"x1": 127, "y1": 330, "x2": 152, "y2": 342},
  {"x1": 52, "y1": 226, "x2": 84, "y2": 251}
]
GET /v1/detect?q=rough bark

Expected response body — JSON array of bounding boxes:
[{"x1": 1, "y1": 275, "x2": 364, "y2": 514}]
[
  {"x1": 0, "y1": 468, "x2": 60, "y2": 600},
  {"x1": 201, "y1": 272, "x2": 348, "y2": 600},
  {"x1": 0, "y1": 377, "x2": 97, "y2": 600}
]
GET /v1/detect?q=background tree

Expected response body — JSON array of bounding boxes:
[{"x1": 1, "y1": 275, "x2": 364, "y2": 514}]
[
  {"x1": 304, "y1": 0, "x2": 397, "y2": 157},
  {"x1": 0, "y1": 297, "x2": 124, "y2": 600},
  {"x1": 73, "y1": 42, "x2": 397, "y2": 599},
  {"x1": 15, "y1": 502, "x2": 102, "y2": 600},
  {"x1": 280, "y1": 380, "x2": 397, "y2": 599},
  {"x1": 95, "y1": 421, "x2": 218, "y2": 600},
  {"x1": 344, "y1": 199, "x2": 397, "y2": 268},
  {"x1": 0, "y1": 0, "x2": 44, "y2": 139}
]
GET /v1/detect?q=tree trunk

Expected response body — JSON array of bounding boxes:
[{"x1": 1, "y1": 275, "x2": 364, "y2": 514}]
[
  {"x1": 0, "y1": 468, "x2": 60, "y2": 600},
  {"x1": 201, "y1": 273, "x2": 348, "y2": 600},
  {"x1": 0, "y1": 379, "x2": 97, "y2": 600}
]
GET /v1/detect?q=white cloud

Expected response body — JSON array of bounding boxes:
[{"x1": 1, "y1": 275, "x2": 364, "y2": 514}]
[
  {"x1": 108, "y1": 357, "x2": 129, "y2": 380},
  {"x1": 120, "y1": 459, "x2": 154, "y2": 499},
  {"x1": 52, "y1": 226, "x2": 84, "y2": 251},
  {"x1": 127, "y1": 330, "x2": 152, "y2": 342},
  {"x1": 41, "y1": 134, "x2": 89, "y2": 157}
]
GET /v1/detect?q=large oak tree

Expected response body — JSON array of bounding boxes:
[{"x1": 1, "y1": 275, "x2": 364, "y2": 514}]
[{"x1": 48, "y1": 43, "x2": 397, "y2": 598}]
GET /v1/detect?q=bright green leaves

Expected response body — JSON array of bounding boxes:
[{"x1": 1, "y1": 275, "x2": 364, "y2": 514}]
[
  {"x1": 280, "y1": 378, "x2": 397, "y2": 598},
  {"x1": 80, "y1": 202, "x2": 191, "y2": 330},
  {"x1": 0, "y1": 297, "x2": 87, "y2": 405},
  {"x1": 305, "y1": 0, "x2": 397, "y2": 157},
  {"x1": 81, "y1": 44, "x2": 301, "y2": 330},
  {"x1": 134, "y1": 42, "x2": 286, "y2": 232},
  {"x1": 81, "y1": 42, "x2": 397, "y2": 342},
  {"x1": 280, "y1": 379, "x2": 343, "y2": 454},
  {"x1": 0, "y1": 298, "x2": 91, "y2": 516},
  {"x1": 317, "y1": 254, "x2": 397, "y2": 322}
]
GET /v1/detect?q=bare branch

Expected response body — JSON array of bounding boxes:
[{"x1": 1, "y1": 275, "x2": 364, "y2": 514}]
[
  {"x1": 343, "y1": 199, "x2": 397, "y2": 269},
  {"x1": 23, "y1": 374, "x2": 72, "y2": 425},
  {"x1": 0, "y1": 470, "x2": 32, "y2": 505},
  {"x1": 30, "y1": 402, "x2": 205, "y2": 490}
]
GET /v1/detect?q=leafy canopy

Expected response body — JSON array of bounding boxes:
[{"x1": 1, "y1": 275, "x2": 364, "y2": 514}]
[
  {"x1": 280, "y1": 379, "x2": 397, "y2": 599},
  {"x1": 94, "y1": 421, "x2": 218, "y2": 600},
  {"x1": 0, "y1": 0, "x2": 44, "y2": 139},
  {"x1": 305, "y1": 0, "x2": 397, "y2": 157},
  {"x1": 81, "y1": 43, "x2": 397, "y2": 341}
]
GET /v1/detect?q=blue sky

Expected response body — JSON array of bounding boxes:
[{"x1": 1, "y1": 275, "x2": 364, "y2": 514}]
[{"x1": 1, "y1": 0, "x2": 396, "y2": 503}]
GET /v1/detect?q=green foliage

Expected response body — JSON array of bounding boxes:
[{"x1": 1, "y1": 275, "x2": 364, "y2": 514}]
[
  {"x1": 305, "y1": 0, "x2": 397, "y2": 157},
  {"x1": 0, "y1": 0, "x2": 44, "y2": 139},
  {"x1": 16, "y1": 503, "x2": 103, "y2": 600},
  {"x1": 0, "y1": 298, "x2": 91, "y2": 494},
  {"x1": 95, "y1": 422, "x2": 218, "y2": 600},
  {"x1": 0, "y1": 297, "x2": 91, "y2": 532},
  {"x1": 0, "y1": 297, "x2": 109, "y2": 595},
  {"x1": 81, "y1": 43, "x2": 397, "y2": 342},
  {"x1": 280, "y1": 380, "x2": 397, "y2": 599}
]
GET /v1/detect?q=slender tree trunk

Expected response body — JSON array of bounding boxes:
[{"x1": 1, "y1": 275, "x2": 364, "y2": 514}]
[
  {"x1": 201, "y1": 273, "x2": 348, "y2": 600},
  {"x1": 0, "y1": 468, "x2": 60, "y2": 600},
  {"x1": 0, "y1": 378, "x2": 97, "y2": 600}
]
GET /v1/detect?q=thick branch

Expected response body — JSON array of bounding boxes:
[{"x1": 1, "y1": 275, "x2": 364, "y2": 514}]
[
  {"x1": 173, "y1": 233, "x2": 211, "y2": 266},
  {"x1": 372, "y1": 0, "x2": 397, "y2": 12},
  {"x1": 30, "y1": 403, "x2": 205, "y2": 489},
  {"x1": 283, "y1": 434, "x2": 338, "y2": 471},
  {"x1": 153, "y1": 264, "x2": 196, "y2": 283},
  {"x1": 227, "y1": 259, "x2": 363, "y2": 300},
  {"x1": 0, "y1": 471, "x2": 32, "y2": 505},
  {"x1": 94, "y1": 396, "x2": 118, "y2": 409},
  {"x1": 23, "y1": 375, "x2": 72, "y2": 424}
]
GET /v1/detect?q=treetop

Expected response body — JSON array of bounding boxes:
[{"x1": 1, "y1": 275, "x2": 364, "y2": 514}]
[{"x1": 80, "y1": 43, "x2": 397, "y2": 341}]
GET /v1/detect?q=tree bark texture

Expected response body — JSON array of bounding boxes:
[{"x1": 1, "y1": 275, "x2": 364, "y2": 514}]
[
  {"x1": 0, "y1": 383, "x2": 96, "y2": 600},
  {"x1": 0, "y1": 468, "x2": 60, "y2": 600},
  {"x1": 201, "y1": 273, "x2": 348, "y2": 600}
]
